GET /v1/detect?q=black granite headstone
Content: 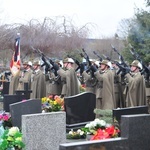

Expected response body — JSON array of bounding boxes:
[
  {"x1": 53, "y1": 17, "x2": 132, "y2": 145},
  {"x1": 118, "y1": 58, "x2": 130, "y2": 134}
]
[
  {"x1": 113, "y1": 105, "x2": 149, "y2": 125},
  {"x1": 10, "y1": 99, "x2": 42, "y2": 129},
  {"x1": 3, "y1": 94, "x2": 26, "y2": 112},
  {"x1": 1, "y1": 82, "x2": 9, "y2": 95},
  {"x1": 64, "y1": 92, "x2": 96, "y2": 131},
  {"x1": 15, "y1": 83, "x2": 32, "y2": 99}
]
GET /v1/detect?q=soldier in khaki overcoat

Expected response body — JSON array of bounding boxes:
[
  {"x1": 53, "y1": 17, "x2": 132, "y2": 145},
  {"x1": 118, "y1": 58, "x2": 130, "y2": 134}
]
[
  {"x1": 45, "y1": 60, "x2": 63, "y2": 97},
  {"x1": 124, "y1": 60, "x2": 146, "y2": 107},
  {"x1": 30, "y1": 60, "x2": 46, "y2": 99},
  {"x1": 17, "y1": 61, "x2": 32, "y2": 91},
  {"x1": 90, "y1": 60, "x2": 116, "y2": 110},
  {"x1": 57, "y1": 58, "x2": 80, "y2": 97}
]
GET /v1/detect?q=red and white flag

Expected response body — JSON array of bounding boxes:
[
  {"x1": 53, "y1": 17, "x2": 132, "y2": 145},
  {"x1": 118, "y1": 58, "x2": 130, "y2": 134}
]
[{"x1": 10, "y1": 36, "x2": 21, "y2": 76}]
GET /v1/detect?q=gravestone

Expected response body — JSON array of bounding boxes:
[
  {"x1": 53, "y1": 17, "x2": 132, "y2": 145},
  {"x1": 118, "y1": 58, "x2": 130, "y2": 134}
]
[
  {"x1": 22, "y1": 112, "x2": 66, "y2": 150},
  {"x1": 59, "y1": 114, "x2": 150, "y2": 150},
  {"x1": 10, "y1": 99, "x2": 42, "y2": 129},
  {"x1": 1, "y1": 82, "x2": 10, "y2": 96},
  {"x1": 64, "y1": 92, "x2": 96, "y2": 131},
  {"x1": 113, "y1": 105, "x2": 149, "y2": 125},
  {"x1": 3, "y1": 94, "x2": 26, "y2": 112},
  {"x1": 15, "y1": 83, "x2": 32, "y2": 99}
]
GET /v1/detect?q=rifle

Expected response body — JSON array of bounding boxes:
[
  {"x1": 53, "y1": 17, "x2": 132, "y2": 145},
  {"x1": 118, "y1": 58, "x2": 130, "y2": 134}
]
[
  {"x1": 31, "y1": 46, "x2": 52, "y2": 73},
  {"x1": 81, "y1": 48, "x2": 97, "y2": 77},
  {"x1": 111, "y1": 44, "x2": 129, "y2": 68},
  {"x1": 129, "y1": 45, "x2": 150, "y2": 80},
  {"x1": 81, "y1": 48, "x2": 91, "y2": 67},
  {"x1": 93, "y1": 51, "x2": 103, "y2": 62},
  {"x1": 111, "y1": 44, "x2": 130, "y2": 75},
  {"x1": 102, "y1": 54, "x2": 111, "y2": 61}
]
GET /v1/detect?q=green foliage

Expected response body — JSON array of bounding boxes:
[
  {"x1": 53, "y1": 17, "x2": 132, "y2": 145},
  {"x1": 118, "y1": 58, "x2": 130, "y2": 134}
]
[
  {"x1": 0, "y1": 127, "x2": 25, "y2": 150},
  {"x1": 123, "y1": 8, "x2": 150, "y2": 65},
  {"x1": 94, "y1": 109, "x2": 113, "y2": 124}
]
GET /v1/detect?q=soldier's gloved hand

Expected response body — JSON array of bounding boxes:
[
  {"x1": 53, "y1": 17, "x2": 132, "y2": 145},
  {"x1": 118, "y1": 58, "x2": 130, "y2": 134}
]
[
  {"x1": 49, "y1": 59, "x2": 54, "y2": 65},
  {"x1": 125, "y1": 68, "x2": 130, "y2": 74},
  {"x1": 90, "y1": 65, "x2": 97, "y2": 72},
  {"x1": 121, "y1": 68, "x2": 130, "y2": 77},
  {"x1": 53, "y1": 63, "x2": 59, "y2": 71},
  {"x1": 53, "y1": 63, "x2": 60, "y2": 76},
  {"x1": 80, "y1": 63, "x2": 85, "y2": 74}
]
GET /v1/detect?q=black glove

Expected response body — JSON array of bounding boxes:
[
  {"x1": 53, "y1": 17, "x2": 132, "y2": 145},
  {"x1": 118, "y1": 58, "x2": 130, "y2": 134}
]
[
  {"x1": 90, "y1": 65, "x2": 97, "y2": 73},
  {"x1": 53, "y1": 63, "x2": 59, "y2": 76},
  {"x1": 121, "y1": 68, "x2": 130, "y2": 77},
  {"x1": 85, "y1": 67, "x2": 91, "y2": 73},
  {"x1": 49, "y1": 59, "x2": 54, "y2": 66},
  {"x1": 80, "y1": 63, "x2": 85, "y2": 75}
]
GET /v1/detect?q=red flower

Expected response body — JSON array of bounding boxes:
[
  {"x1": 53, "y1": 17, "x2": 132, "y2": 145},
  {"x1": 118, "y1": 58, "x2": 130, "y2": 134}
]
[
  {"x1": 48, "y1": 95, "x2": 53, "y2": 99},
  {"x1": 90, "y1": 129, "x2": 110, "y2": 140},
  {"x1": 0, "y1": 114, "x2": 3, "y2": 120},
  {"x1": 3, "y1": 115, "x2": 9, "y2": 121},
  {"x1": 105, "y1": 126, "x2": 120, "y2": 137}
]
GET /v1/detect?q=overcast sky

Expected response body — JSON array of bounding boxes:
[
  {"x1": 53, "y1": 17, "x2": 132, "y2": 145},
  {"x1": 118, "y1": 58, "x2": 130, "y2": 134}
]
[{"x1": 0, "y1": 0, "x2": 146, "y2": 38}]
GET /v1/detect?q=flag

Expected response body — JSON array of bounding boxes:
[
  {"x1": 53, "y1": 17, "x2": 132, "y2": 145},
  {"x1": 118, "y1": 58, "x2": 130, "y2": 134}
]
[{"x1": 10, "y1": 37, "x2": 21, "y2": 76}]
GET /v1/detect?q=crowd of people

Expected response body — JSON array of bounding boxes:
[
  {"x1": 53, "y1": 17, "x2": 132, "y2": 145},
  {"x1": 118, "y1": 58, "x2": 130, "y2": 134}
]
[{"x1": 0, "y1": 56, "x2": 150, "y2": 111}]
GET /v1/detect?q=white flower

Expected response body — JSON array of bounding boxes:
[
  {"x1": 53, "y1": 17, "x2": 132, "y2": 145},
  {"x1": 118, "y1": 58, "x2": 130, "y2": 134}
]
[
  {"x1": 8, "y1": 127, "x2": 19, "y2": 136},
  {"x1": 85, "y1": 123, "x2": 90, "y2": 128},
  {"x1": 77, "y1": 129, "x2": 81, "y2": 133},
  {"x1": 89, "y1": 121, "x2": 96, "y2": 129},
  {"x1": 79, "y1": 131, "x2": 84, "y2": 135},
  {"x1": 99, "y1": 120, "x2": 106, "y2": 126},
  {"x1": 69, "y1": 131, "x2": 73, "y2": 135},
  {"x1": 94, "y1": 118, "x2": 100, "y2": 122},
  {"x1": 94, "y1": 118, "x2": 106, "y2": 127},
  {"x1": 42, "y1": 110, "x2": 46, "y2": 113}
]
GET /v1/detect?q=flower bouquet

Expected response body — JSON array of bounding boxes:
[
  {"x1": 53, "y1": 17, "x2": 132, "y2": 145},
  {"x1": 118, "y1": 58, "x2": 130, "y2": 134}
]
[
  {"x1": 0, "y1": 112, "x2": 12, "y2": 129},
  {"x1": 81, "y1": 118, "x2": 120, "y2": 140},
  {"x1": 0, "y1": 127, "x2": 25, "y2": 150},
  {"x1": 41, "y1": 95, "x2": 64, "y2": 112},
  {"x1": 67, "y1": 129, "x2": 86, "y2": 139}
]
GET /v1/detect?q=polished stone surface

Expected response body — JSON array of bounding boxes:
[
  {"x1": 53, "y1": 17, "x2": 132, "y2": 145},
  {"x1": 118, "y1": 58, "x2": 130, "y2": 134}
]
[
  {"x1": 22, "y1": 112, "x2": 66, "y2": 150},
  {"x1": 121, "y1": 114, "x2": 150, "y2": 150},
  {"x1": 64, "y1": 92, "x2": 96, "y2": 131},
  {"x1": 10, "y1": 99, "x2": 42, "y2": 129},
  {"x1": 113, "y1": 105, "x2": 148, "y2": 125},
  {"x1": 3, "y1": 94, "x2": 26, "y2": 112}
]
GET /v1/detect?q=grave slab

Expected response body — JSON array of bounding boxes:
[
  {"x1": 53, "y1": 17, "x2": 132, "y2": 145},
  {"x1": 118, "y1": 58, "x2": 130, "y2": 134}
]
[
  {"x1": 22, "y1": 112, "x2": 66, "y2": 150},
  {"x1": 3, "y1": 94, "x2": 26, "y2": 112},
  {"x1": 10, "y1": 99, "x2": 42, "y2": 129},
  {"x1": 113, "y1": 105, "x2": 149, "y2": 125},
  {"x1": 64, "y1": 92, "x2": 96, "y2": 131}
]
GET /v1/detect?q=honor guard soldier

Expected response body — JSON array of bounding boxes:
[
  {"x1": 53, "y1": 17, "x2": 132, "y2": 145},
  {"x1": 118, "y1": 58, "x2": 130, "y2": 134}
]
[
  {"x1": 30, "y1": 59, "x2": 46, "y2": 99},
  {"x1": 124, "y1": 60, "x2": 146, "y2": 107},
  {"x1": 57, "y1": 57, "x2": 80, "y2": 97}
]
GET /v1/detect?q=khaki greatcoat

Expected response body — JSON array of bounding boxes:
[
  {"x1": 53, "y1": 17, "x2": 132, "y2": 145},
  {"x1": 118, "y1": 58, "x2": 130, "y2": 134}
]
[
  {"x1": 94, "y1": 69, "x2": 116, "y2": 110},
  {"x1": 124, "y1": 72, "x2": 146, "y2": 107},
  {"x1": 57, "y1": 68, "x2": 80, "y2": 97}
]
